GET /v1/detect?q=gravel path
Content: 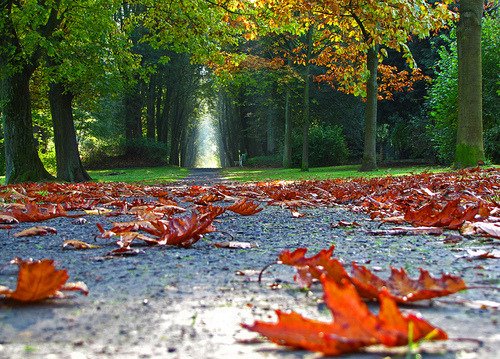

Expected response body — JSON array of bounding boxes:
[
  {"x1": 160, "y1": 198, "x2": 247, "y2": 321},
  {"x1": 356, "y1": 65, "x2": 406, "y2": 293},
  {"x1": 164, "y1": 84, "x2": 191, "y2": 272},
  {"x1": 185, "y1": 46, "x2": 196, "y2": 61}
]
[{"x1": 0, "y1": 171, "x2": 499, "y2": 359}]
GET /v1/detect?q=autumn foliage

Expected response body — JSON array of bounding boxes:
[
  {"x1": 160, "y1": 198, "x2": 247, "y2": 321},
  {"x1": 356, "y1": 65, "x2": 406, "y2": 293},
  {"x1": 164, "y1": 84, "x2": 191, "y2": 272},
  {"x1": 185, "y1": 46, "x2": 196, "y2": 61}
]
[
  {"x1": 0, "y1": 167, "x2": 498, "y2": 355},
  {"x1": 243, "y1": 275, "x2": 447, "y2": 356},
  {"x1": 0, "y1": 258, "x2": 88, "y2": 302}
]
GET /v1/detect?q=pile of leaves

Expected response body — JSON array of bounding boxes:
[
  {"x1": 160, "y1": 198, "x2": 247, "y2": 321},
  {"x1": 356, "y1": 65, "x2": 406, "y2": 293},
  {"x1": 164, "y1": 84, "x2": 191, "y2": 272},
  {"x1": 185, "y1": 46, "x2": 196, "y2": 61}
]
[{"x1": 0, "y1": 166, "x2": 498, "y2": 354}]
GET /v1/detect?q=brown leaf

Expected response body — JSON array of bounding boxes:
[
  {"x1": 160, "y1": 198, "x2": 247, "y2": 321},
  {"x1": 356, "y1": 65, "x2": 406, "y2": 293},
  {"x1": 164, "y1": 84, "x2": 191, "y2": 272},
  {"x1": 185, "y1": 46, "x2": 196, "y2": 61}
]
[
  {"x1": 228, "y1": 198, "x2": 263, "y2": 216},
  {"x1": 212, "y1": 241, "x2": 259, "y2": 249},
  {"x1": 62, "y1": 240, "x2": 101, "y2": 250},
  {"x1": 243, "y1": 276, "x2": 447, "y2": 356},
  {"x1": 13, "y1": 226, "x2": 57, "y2": 237},
  {"x1": 350, "y1": 264, "x2": 467, "y2": 302},
  {"x1": 0, "y1": 214, "x2": 19, "y2": 224},
  {"x1": 279, "y1": 247, "x2": 466, "y2": 302}
]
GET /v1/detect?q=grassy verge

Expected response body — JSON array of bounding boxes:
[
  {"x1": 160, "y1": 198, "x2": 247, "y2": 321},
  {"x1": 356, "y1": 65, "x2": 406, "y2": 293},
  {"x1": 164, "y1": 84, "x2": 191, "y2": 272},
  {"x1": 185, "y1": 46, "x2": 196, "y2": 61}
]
[
  {"x1": 0, "y1": 166, "x2": 188, "y2": 185},
  {"x1": 221, "y1": 164, "x2": 453, "y2": 182},
  {"x1": 87, "y1": 166, "x2": 189, "y2": 184}
]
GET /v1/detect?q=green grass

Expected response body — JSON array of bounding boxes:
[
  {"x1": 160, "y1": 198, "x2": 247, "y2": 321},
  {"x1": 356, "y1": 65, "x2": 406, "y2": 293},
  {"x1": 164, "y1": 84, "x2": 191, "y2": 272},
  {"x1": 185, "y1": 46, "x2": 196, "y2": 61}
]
[
  {"x1": 0, "y1": 166, "x2": 188, "y2": 185},
  {"x1": 87, "y1": 166, "x2": 189, "y2": 184},
  {"x1": 221, "y1": 164, "x2": 452, "y2": 182}
]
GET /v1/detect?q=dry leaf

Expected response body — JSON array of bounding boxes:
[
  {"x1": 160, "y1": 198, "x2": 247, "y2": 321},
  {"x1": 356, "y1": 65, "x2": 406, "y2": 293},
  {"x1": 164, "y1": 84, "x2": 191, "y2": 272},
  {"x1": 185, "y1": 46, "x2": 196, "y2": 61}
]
[
  {"x1": 13, "y1": 226, "x2": 57, "y2": 237},
  {"x1": 0, "y1": 258, "x2": 88, "y2": 302},
  {"x1": 0, "y1": 214, "x2": 19, "y2": 224},
  {"x1": 212, "y1": 241, "x2": 259, "y2": 249},
  {"x1": 62, "y1": 240, "x2": 101, "y2": 250},
  {"x1": 228, "y1": 198, "x2": 263, "y2": 215},
  {"x1": 243, "y1": 276, "x2": 447, "y2": 356},
  {"x1": 278, "y1": 247, "x2": 467, "y2": 302}
]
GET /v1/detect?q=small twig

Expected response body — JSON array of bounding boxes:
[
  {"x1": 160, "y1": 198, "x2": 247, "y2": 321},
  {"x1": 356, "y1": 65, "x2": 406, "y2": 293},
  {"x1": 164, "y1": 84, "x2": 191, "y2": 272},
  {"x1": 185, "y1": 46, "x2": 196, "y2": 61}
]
[{"x1": 258, "y1": 262, "x2": 279, "y2": 283}]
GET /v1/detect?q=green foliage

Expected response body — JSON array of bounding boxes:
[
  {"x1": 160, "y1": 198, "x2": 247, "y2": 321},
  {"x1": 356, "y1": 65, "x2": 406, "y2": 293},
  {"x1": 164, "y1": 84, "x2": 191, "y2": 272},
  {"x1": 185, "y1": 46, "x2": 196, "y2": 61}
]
[
  {"x1": 390, "y1": 115, "x2": 436, "y2": 160},
  {"x1": 38, "y1": 146, "x2": 57, "y2": 176},
  {"x1": 291, "y1": 125, "x2": 349, "y2": 168},
  {"x1": 426, "y1": 16, "x2": 500, "y2": 164},
  {"x1": 426, "y1": 32, "x2": 458, "y2": 164},
  {"x1": 125, "y1": 138, "x2": 168, "y2": 164},
  {"x1": 245, "y1": 154, "x2": 282, "y2": 168}
]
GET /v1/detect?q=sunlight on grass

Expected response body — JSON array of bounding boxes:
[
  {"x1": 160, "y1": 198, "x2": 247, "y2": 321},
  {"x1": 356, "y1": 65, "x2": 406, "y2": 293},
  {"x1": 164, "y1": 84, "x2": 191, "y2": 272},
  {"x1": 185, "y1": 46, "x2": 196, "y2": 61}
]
[
  {"x1": 88, "y1": 166, "x2": 189, "y2": 184},
  {"x1": 221, "y1": 164, "x2": 453, "y2": 182}
]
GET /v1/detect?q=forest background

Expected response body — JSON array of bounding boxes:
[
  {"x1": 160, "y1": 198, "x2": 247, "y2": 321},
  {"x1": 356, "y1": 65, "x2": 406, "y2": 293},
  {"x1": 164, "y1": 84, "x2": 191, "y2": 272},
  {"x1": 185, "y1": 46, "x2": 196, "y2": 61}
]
[{"x1": 0, "y1": 0, "x2": 499, "y2": 184}]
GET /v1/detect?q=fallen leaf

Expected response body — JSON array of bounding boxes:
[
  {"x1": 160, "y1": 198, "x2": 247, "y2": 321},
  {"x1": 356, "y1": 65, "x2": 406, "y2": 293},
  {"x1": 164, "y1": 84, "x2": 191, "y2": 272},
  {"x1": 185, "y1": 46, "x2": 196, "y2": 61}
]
[
  {"x1": 228, "y1": 198, "x2": 263, "y2": 215},
  {"x1": 13, "y1": 226, "x2": 57, "y2": 237},
  {"x1": 366, "y1": 227, "x2": 443, "y2": 236},
  {"x1": 0, "y1": 258, "x2": 88, "y2": 302},
  {"x1": 84, "y1": 208, "x2": 112, "y2": 215},
  {"x1": 243, "y1": 276, "x2": 447, "y2": 356},
  {"x1": 461, "y1": 249, "x2": 500, "y2": 259},
  {"x1": 62, "y1": 240, "x2": 101, "y2": 250},
  {"x1": 278, "y1": 247, "x2": 467, "y2": 302},
  {"x1": 0, "y1": 214, "x2": 19, "y2": 224},
  {"x1": 212, "y1": 241, "x2": 259, "y2": 249},
  {"x1": 350, "y1": 264, "x2": 467, "y2": 302},
  {"x1": 330, "y1": 220, "x2": 361, "y2": 228}
]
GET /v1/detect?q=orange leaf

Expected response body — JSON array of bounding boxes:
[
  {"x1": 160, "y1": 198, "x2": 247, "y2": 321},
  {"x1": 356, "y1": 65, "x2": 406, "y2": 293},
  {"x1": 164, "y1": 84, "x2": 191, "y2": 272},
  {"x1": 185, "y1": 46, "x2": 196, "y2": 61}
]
[
  {"x1": 350, "y1": 264, "x2": 467, "y2": 302},
  {"x1": 227, "y1": 198, "x2": 263, "y2": 215},
  {"x1": 13, "y1": 226, "x2": 57, "y2": 237},
  {"x1": 62, "y1": 240, "x2": 101, "y2": 250},
  {"x1": 163, "y1": 213, "x2": 216, "y2": 248},
  {"x1": 243, "y1": 276, "x2": 446, "y2": 356},
  {"x1": 279, "y1": 247, "x2": 466, "y2": 302},
  {"x1": 0, "y1": 258, "x2": 87, "y2": 302}
]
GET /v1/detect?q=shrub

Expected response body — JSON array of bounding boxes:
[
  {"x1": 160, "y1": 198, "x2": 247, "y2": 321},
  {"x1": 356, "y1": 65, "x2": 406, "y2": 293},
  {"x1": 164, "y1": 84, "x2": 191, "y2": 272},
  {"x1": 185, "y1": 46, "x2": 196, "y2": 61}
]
[
  {"x1": 426, "y1": 16, "x2": 500, "y2": 164},
  {"x1": 291, "y1": 125, "x2": 349, "y2": 168}
]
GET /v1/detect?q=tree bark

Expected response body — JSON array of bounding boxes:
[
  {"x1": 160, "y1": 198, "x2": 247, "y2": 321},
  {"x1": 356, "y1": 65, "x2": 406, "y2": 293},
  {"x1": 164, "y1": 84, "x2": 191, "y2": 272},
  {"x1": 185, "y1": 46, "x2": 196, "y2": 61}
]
[
  {"x1": 455, "y1": 0, "x2": 485, "y2": 168},
  {"x1": 1, "y1": 68, "x2": 54, "y2": 184},
  {"x1": 146, "y1": 73, "x2": 156, "y2": 139},
  {"x1": 0, "y1": 5, "x2": 53, "y2": 184},
  {"x1": 282, "y1": 80, "x2": 293, "y2": 168},
  {"x1": 301, "y1": 25, "x2": 314, "y2": 172},
  {"x1": 359, "y1": 45, "x2": 379, "y2": 172},
  {"x1": 124, "y1": 80, "x2": 143, "y2": 153},
  {"x1": 48, "y1": 82, "x2": 92, "y2": 182}
]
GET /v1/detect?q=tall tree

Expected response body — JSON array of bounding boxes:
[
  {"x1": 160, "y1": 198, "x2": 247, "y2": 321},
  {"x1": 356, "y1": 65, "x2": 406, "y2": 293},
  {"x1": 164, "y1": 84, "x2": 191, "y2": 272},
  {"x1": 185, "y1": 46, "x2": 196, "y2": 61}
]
[
  {"x1": 48, "y1": 82, "x2": 91, "y2": 182},
  {"x1": 43, "y1": 0, "x2": 132, "y2": 182},
  {"x1": 455, "y1": 0, "x2": 485, "y2": 167},
  {"x1": 0, "y1": 0, "x2": 58, "y2": 183},
  {"x1": 229, "y1": 0, "x2": 456, "y2": 170}
]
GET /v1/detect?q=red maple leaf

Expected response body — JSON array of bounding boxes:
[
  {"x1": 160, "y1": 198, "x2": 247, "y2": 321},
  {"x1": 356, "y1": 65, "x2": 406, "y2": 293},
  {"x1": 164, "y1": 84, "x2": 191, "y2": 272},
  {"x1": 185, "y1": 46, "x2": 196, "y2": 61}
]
[{"x1": 243, "y1": 276, "x2": 447, "y2": 356}]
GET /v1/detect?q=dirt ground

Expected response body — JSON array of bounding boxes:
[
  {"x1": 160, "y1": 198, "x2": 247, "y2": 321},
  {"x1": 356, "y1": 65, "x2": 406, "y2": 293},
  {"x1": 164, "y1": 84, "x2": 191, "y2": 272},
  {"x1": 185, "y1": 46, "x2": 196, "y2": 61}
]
[{"x1": 0, "y1": 169, "x2": 499, "y2": 358}]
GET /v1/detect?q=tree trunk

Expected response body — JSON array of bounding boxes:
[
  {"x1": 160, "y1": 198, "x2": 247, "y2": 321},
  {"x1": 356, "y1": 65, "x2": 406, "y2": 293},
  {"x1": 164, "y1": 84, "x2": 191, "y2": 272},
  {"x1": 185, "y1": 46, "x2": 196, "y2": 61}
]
[
  {"x1": 359, "y1": 45, "x2": 379, "y2": 172},
  {"x1": 455, "y1": 0, "x2": 485, "y2": 168},
  {"x1": 146, "y1": 73, "x2": 156, "y2": 139},
  {"x1": 1, "y1": 68, "x2": 54, "y2": 184},
  {"x1": 266, "y1": 90, "x2": 276, "y2": 154},
  {"x1": 1, "y1": 7, "x2": 53, "y2": 184},
  {"x1": 48, "y1": 82, "x2": 92, "y2": 182},
  {"x1": 301, "y1": 25, "x2": 314, "y2": 172},
  {"x1": 124, "y1": 81, "x2": 143, "y2": 154},
  {"x1": 283, "y1": 80, "x2": 293, "y2": 168}
]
